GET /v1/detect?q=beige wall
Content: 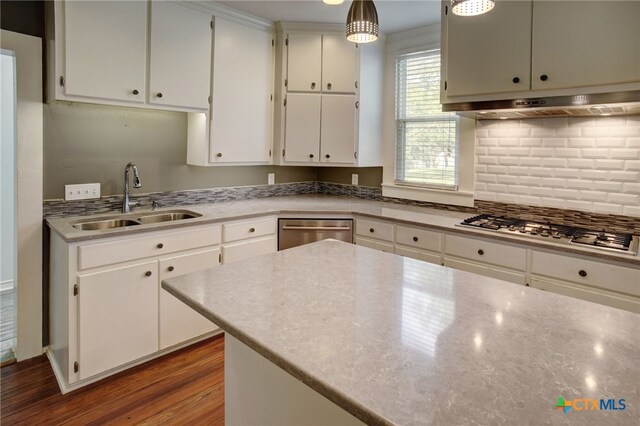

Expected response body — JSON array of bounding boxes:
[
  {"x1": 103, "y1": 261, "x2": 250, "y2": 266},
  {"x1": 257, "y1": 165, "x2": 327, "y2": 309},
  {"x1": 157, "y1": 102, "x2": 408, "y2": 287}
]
[{"x1": 43, "y1": 102, "x2": 318, "y2": 199}]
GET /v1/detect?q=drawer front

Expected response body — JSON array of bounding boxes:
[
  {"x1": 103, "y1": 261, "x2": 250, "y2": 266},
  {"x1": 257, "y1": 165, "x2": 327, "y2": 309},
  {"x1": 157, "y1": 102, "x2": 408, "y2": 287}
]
[
  {"x1": 222, "y1": 236, "x2": 277, "y2": 264},
  {"x1": 445, "y1": 234, "x2": 526, "y2": 270},
  {"x1": 531, "y1": 251, "x2": 640, "y2": 296},
  {"x1": 159, "y1": 248, "x2": 220, "y2": 280},
  {"x1": 444, "y1": 257, "x2": 527, "y2": 285},
  {"x1": 355, "y1": 218, "x2": 394, "y2": 242},
  {"x1": 396, "y1": 225, "x2": 442, "y2": 252},
  {"x1": 78, "y1": 225, "x2": 222, "y2": 270},
  {"x1": 355, "y1": 236, "x2": 394, "y2": 253},
  {"x1": 395, "y1": 245, "x2": 441, "y2": 265},
  {"x1": 530, "y1": 278, "x2": 640, "y2": 314},
  {"x1": 223, "y1": 216, "x2": 277, "y2": 243}
]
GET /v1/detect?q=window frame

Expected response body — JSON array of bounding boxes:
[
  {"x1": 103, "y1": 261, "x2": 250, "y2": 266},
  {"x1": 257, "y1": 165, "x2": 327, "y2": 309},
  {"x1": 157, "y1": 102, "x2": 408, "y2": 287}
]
[{"x1": 381, "y1": 27, "x2": 475, "y2": 208}]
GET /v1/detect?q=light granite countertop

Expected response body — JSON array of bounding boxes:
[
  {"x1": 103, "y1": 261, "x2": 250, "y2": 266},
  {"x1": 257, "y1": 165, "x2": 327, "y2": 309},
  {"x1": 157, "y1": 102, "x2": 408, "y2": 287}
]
[
  {"x1": 46, "y1": 195, "x2": 640, "y2": 265},
  {"x1": 163, "y1": 240, "x2": 640, "y2": 426}
]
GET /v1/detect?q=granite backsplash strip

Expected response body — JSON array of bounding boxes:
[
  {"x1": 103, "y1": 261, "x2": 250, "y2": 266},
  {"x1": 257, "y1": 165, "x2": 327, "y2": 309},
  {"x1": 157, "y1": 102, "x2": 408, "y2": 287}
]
[{"x1": 44, "y1": 181, "x2": 639, "y2": 234}]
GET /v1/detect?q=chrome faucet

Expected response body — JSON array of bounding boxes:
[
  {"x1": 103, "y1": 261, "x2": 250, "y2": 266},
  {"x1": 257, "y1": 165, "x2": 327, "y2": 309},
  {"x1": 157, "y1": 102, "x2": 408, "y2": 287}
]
[{"x1": 122, "y1": 162, "x2": 142, "y2": 213}]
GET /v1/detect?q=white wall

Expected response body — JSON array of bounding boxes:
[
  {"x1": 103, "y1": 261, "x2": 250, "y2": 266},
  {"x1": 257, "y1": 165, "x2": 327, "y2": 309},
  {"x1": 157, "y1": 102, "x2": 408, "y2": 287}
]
[
  {"x1": 0, "y1": 52, "x2": 16, "y2": 287},
  {"x1": 475, "y1": 116, "x2": 640, "y2": 217}
]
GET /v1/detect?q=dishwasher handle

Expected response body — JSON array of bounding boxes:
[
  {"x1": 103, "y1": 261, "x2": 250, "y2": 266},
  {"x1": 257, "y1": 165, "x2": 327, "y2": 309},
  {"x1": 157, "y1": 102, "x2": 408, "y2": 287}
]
[{"x1": 281, "y1": 225, "x2": 352, "y2": 231}]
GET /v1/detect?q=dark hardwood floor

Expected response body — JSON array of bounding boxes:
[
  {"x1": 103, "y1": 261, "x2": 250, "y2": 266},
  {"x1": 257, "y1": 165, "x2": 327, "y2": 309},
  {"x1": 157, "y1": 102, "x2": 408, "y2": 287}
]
[{"x1": 0, "y1": 335, "x2": 225, "y2": 425}]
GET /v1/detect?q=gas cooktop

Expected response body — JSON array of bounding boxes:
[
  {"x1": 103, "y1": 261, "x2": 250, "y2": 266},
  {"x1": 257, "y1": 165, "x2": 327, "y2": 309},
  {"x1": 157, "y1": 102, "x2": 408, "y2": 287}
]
[{"x1": 459, "y1": 214, "x2": 638, "y2": 255}]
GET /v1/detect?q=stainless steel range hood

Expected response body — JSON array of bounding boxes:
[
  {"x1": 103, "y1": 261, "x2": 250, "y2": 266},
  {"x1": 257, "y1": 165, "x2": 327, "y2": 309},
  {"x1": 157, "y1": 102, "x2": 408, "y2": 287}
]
[{"x1": 443, "y1": 90, "x2": 640, "y2": 120}]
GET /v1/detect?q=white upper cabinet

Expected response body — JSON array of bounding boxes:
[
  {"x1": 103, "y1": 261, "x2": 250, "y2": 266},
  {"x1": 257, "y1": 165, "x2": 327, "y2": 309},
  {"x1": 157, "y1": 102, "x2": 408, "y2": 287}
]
[
  {"x1": 148, "y1": 1, "x2": 212, "y2": 110},
  {"x1": 187, "y1": 16, "x2": 274, "y2": 166},
  {"x1": 62, "y1": 0, "x2": 147, "y2": 103},
  {"x1": 208, "y1": 17, "x2": 274, "y2": 164},
  {"x1": 442, "y1": 0, "x2": 640, "y2": 101},
  {"x1": 321, "y1": 34, "x2": 358, "y2": 93},
  {"x1": 531, "y1": 1, "x2": 640, "y2": 91},
  {"x1": 283, "y1": 93, "x2": 321, "y2": 163},
  {"x1": 287, "y1": 33, "x2": 322, "y2": 92},
  {"x1": 274, "y1": 23, "x2": 383, "y2": 168},
  {"x1": 444, "y1": 1, "x2": 532, "y2": 97},
  {"x1": 50, "y1": 0, "x2": 212, "y2": 112},
  {"x1": 320, "y1": 95, "x2": 357, "y2": 164}
]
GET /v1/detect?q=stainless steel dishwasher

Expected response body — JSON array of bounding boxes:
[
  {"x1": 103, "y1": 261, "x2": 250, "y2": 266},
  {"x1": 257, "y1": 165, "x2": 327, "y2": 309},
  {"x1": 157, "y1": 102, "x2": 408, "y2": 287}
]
[{"x1": 278, "y1": 219, "x2": 353, "y2": 250}]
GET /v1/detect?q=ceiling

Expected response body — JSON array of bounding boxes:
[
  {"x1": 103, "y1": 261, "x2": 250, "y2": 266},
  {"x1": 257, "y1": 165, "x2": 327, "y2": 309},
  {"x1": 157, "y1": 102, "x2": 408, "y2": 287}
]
[{"x1": 215, "y1": 0, "x2": 441, "y2": 34}]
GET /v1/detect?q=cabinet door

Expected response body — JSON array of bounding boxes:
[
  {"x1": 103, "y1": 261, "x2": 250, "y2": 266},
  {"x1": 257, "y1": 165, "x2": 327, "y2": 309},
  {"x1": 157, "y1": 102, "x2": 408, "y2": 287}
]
[
  {"x1": 531, "y1": 1, "x2": 640, "y2": 90},
  {"x1": 443, "y1": 257, "x2": 526, "y2": 286},
  {"x1": 284, "y1": 93, "x2": 321, "y2": 163},
  {"x1": 223, "y1": 236, "x2": 277, "y2": 264},
  {"x1": 445, "y1": 1, "x2": 532, "y2": 97},
  {"x1": 287, "y1": 33, "x2": 322, "y2": 92},
  {"x1": 320, "y1": 95, "x2": 357, "y2": 164},
  {"x1": 322, "y1": 34, "x2": 357, "y2": 93},
  {"x1": 148, "y1": 1, "x2": 212, "y2": 109},
  {"x1": 77, "y1": 261, "x2": 158, "y2": 380},
  {"x1": 159, "y1": 248, "x2": 220, "y2": 350},
  {"x1": 210, "y1": 18, "x2": 273, "y2": 164},
  {"x1": 63, "y1": 1, "x2": 146, "y2": 103}
]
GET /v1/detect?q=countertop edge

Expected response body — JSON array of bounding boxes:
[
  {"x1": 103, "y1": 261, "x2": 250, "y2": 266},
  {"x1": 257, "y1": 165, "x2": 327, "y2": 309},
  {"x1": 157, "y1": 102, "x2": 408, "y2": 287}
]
[
  {"x1": 161, "y1": 279, "x2": 395, "y2": 426},
  {"x1": 46, "y1": 199, "x2": 640, "y2": 266}
]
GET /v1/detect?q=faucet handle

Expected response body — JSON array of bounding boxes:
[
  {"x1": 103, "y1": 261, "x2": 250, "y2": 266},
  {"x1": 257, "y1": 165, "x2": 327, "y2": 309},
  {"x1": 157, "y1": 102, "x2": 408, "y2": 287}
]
[{"x1": 152, "y1": 200, "x2": 162, "y2": 210}]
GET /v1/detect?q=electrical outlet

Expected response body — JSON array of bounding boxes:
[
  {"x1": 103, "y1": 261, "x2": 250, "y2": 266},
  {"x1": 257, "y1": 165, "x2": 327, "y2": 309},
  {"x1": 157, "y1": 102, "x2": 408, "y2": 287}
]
[
  {"x1": 268, "y1": 173, "x2": 275, "y2": 185},
  {"x1": 65, "y1": 183, "x2": 101, "y2": 201},
  {"x1": 351, "y1": 174, "x2": 359, "y2": 185}
]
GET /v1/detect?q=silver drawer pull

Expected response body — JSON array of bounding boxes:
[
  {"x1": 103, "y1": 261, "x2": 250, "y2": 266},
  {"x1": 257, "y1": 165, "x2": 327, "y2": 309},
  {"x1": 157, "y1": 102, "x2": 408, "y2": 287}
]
[{"x1": 281, "y1": 226, "x2": 352, "y2": 231}]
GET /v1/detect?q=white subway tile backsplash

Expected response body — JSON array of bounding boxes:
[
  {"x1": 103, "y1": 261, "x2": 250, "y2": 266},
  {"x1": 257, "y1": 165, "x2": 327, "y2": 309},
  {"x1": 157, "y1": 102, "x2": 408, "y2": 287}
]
[
  {"x1": 568, "y1": 138, "x2": 594, "y2": 148},
  {"x1": 475, "y1": 116, "x2": 640, "y2": 218}
]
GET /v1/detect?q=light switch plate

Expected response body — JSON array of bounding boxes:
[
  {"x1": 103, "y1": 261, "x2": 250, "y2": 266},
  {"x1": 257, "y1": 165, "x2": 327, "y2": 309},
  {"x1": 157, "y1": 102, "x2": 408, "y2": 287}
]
[
  {"x1": 65, "y1": 183, "x2": 101, "y2": 201},
  {"x1": 268, "y1": 173, "x2": 275, "y2": 185},
  {"x1": 351, "y1": 174, "x2": 359, "y2": 185}
]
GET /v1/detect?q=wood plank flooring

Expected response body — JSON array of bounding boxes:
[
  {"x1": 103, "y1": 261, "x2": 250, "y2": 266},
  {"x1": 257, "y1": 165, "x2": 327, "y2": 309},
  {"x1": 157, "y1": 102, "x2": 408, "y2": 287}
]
[
  {"x1": 0, "y1": 289, "x2": 16, "y2": 364},
  {"x1": 0, "y1": 335, "x2": 225, "y2": 425}
]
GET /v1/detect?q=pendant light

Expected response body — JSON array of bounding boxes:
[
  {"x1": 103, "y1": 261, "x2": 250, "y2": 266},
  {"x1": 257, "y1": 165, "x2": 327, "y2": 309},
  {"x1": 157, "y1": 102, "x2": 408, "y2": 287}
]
[
  {"x1": 451, "y1": 0, "x2": 495, "y2": 16},
  {"x1": 323, "y1": 0, "x2": 344, "y2": 4},
  {"x1": 346, "y1": 0, "x2": 379, "y2": 43}
]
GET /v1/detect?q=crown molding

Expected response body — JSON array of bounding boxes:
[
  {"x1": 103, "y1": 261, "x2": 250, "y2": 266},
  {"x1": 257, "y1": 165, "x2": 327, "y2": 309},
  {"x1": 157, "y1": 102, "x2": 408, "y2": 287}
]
[{"x1": 181, "y1": 1, "x2": 275, "y2": 32}]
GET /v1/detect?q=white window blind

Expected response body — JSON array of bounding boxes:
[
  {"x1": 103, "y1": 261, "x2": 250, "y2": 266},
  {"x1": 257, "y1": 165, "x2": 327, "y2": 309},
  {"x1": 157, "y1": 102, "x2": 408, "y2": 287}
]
[{"x1": 395, "y1": 49, "x2": 458, "y2": 189}]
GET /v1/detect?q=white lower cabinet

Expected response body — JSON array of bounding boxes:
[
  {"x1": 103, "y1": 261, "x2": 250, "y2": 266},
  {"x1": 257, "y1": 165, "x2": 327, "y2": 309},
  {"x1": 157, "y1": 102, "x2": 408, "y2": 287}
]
[
  {"x1": 159, "y1": 248, "x2": 220, "y2": 350},
  {"x1": 530, "y1": 250, "x2": 640, "y2": 313},
  {"x1": 443, "y1": 234, "x2": 527, "y2": 285},
  {"x1": 394, "y1": 225, "x2": 442, "y2": 265},
  {"x1": 354, "y1": 217, "x2": 395, "y2": 253},
  {"x1": 78, "y1": 260, "x2": 159, "y2": 380},
  {"x1": 49, "y1": 224, "x2": 222, "y2": 392},
  {"x1": 222, "y1": 217, "x2": 277, "y2": 264}
]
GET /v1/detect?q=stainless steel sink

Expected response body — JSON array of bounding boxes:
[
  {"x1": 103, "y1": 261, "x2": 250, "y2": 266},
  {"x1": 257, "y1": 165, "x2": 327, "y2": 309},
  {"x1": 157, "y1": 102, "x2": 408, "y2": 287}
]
[
  {"x1": 136, "y1": 211, "x2": 202, "y2": 224},
  {"x1": 72, "y1": 210, "x2": 202, "y2": 231},
  {"x1": 72, "y1": 219, "x2": 141, "y2": 231}
]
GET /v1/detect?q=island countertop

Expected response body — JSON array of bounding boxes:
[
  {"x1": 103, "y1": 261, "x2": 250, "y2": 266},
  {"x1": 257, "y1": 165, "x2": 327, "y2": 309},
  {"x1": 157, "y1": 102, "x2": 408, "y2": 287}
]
[{"x1": 162, "y1": 240, "x2": 639, "y2": 426}]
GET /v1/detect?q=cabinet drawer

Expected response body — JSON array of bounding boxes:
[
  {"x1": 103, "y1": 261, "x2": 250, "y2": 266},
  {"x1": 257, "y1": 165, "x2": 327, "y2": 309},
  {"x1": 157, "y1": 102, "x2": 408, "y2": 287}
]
[
  {"x1": 355, "y1": 237, "x2": 394, "y2": 253},
  {"x1": 159, "y1": 248, "x2": 220, "y2": 280},
  {"x1": 222, "y1": 236, "x2": 276, "y2": 264},
  {"x1": 445, "y1": 234, "x2": 526, "y2": 270},
  {"x1": 223, "y1": 217, "x2": 277, "y2": 243},
  {"x1": 395, "y1": 246, "x2": 441, "y2": 265},
  {"x1": 396, "y1": 226, "x2": 442, "y2": 252},
  {"x1": 355, "y1": 218, "x2": 394, "y2": 242},
  {"x1": 444, "y1": 257, "x2": 526, "y2": 286},
  {"x1": 78, "y1": 225, "x2": 221, "y2": 270},
  {"x1": 530, "y1": 278, "x2": 640, "y2": 314},
  {"x1": 531, "y1": 251, "x2": 640, "y2": 297}
]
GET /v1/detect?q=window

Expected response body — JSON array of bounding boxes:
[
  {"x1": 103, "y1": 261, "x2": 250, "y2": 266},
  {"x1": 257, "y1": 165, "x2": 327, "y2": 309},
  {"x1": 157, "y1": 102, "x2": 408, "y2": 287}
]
[{"x1": 395, "y1": 49, "x2": 458, "y2": 189}]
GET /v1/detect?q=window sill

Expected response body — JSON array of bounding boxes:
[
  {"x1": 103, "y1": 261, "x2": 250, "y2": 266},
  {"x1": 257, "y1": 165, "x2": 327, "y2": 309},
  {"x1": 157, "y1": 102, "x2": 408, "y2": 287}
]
[{"x1": 382, "y1": 183, "x2": 474, "y2": 207}]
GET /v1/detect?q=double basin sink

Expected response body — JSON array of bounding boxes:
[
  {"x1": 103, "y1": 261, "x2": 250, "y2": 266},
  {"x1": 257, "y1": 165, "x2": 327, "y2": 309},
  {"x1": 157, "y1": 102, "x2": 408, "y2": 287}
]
[{"x1": 72, "y1": 210, "x2": 202, "y2": 231}]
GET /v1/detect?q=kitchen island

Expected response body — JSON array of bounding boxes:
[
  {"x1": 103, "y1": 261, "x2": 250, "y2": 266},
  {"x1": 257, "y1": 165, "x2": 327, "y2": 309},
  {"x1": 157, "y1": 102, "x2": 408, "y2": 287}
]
[{"x1": 163, "y1": 240, "x2": 638, "y2": 425}]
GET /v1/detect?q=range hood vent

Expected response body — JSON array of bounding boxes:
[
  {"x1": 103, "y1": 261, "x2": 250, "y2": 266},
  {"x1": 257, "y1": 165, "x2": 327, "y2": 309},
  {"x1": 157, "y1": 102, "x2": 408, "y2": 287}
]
[{"x1": 443, "y1": 90, "x2": 640, "y2": 120}]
